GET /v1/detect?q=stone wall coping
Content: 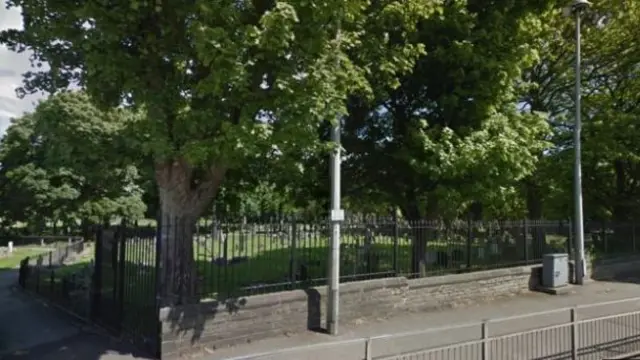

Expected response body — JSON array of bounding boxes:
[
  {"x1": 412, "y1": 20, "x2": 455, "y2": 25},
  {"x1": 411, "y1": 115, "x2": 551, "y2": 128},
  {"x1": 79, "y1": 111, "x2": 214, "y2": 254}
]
[
  {"x1": 590, "y1": 254, "x2": 640, "y2": 266},
  {"x1": 408, "y1": 265, "x2": 539, "y2": 288}
]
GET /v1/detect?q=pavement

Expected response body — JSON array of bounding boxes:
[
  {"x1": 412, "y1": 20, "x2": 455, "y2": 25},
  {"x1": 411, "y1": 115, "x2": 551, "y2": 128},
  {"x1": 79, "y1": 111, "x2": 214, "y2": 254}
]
[
  {"x1": 0, "y1": 270, "x2": 149, "y2": 360},
  {"x1": 207, "y1": 275, "x2": 640, "y2": 360},
  {"x1": 2, "y1": 271, "x2": 640, "y2": 360}
]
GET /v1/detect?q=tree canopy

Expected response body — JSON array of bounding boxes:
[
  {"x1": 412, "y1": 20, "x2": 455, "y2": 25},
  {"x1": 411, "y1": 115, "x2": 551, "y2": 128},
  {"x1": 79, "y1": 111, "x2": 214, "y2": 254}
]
[{"x1": 3, "y1": 0, "x2": 640, "y2": 299}]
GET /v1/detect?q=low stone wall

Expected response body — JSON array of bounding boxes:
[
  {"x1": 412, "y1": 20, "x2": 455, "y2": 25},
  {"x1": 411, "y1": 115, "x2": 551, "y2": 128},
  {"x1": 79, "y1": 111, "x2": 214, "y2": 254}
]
[
  {"x1": 587, "y1": 254, "x2": 640, "y2": 281},
  {"x1": 159, "y1": 265, "x2": 542, "y2": 359}
]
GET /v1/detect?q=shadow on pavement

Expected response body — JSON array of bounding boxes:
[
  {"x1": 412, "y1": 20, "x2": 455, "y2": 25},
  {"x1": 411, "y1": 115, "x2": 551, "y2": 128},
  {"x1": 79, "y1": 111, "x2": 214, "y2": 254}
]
[
  {"x1": 0, "y1": 269, "x2": 153, "y2": 360},
  {"x1": 1, "y1": 333, "x2": 152, "y2": 360}
]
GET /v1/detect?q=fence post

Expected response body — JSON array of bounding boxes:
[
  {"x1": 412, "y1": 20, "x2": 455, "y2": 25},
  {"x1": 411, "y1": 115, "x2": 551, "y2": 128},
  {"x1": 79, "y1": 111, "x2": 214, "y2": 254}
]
[
  {"x1": 393, "y1": 212, "x2": 399, "y2": 275},
  {"x1": 35, "y1": 256, "x2": 42, "y2": 293},
  {"x1": 223, "y1": 231, "x2": 230, "y2": 298},
  {"x1": 154, "y1": 212, "x2": 163, "y2": 312},
  {"x1": 482, "y1": 321, "x2": 489, "y2": 360},
  {"x1": 466, "y1": 215, "x2": 472, "y2": 270},
  {"x1": 571, "y1": 307, "x2": 578, "y2": 360},
  {"x1": 602, "y1": 221, "x2": 607, "y2": 253},
  {"x1": 633, "y1": 223, "x2": 637, "y2": 253},
  {"x1": 91, "y1": 227, "x2": 103, "y2": 320},
  {"x1": 523, "y1": 219, "x2": 529, "y2": 263},
  {"x1": 117, "y1": 225, "x2": 127, "y2": 331},
  {"x1": 289, "y1": 218, "x2": 298, "y2": 289},
  {"x1": 49, "y1": 270, "x2": 55, "y2": 294},
  {"x1": 365, "y1": 337, "x2": 372, "y2": 360},
  {"x1": 567, "y1": 219, "x2": 573, "y2": 258}
]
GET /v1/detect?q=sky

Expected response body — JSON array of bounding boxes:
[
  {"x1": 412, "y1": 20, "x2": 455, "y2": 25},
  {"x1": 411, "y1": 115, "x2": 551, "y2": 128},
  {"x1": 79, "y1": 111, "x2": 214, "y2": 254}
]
[{"x1": 0, "y1": 6, "x2": 44, "y2": 135}]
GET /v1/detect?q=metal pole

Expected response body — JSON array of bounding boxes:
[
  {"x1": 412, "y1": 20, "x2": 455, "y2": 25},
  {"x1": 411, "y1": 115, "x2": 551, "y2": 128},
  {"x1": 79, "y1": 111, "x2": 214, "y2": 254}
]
[
  {"x1": 327, "y1": 119, "x2": 343, "y2": 335},
  {"x1": 327, "y1": 19, "x2": 344, "y2": 334},
  {"x1": 570, "y1": 307, "x2": 578, "y2": 359},
  {"x1": 481, "y1": 321, "x2": 489, "y2": 360},
  {"x1": 573, "y1": 8, "x2": 586, "y2": 285}
]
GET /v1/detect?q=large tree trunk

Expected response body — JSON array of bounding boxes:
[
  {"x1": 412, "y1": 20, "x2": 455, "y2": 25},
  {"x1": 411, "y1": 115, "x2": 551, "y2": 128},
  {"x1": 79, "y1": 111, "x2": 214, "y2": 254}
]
[
  {"x1": 402, "y1": 197, "x2": 439, "y2": 277},
  {"x1": 404, "y1": 203, "x2": 426, "y2": 277},
  {"x1": 155, "y1": 158, "x2": 226, "y2": 305}
]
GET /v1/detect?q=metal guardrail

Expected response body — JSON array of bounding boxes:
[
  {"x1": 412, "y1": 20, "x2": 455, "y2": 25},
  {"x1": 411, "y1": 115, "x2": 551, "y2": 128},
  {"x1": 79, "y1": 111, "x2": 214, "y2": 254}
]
[
  {"x1": 602, "y1": 349, "x2": 640, "y2": 359},
  {"x1": 226, "y1": 296, "x2": 640, "y2": 360}
]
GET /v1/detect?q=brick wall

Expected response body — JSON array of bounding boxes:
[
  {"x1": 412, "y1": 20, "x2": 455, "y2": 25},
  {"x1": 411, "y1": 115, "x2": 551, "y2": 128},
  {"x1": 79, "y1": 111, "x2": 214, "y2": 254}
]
[{"x1": 159, "y1": 265, "x2": 541, "y2": 359}]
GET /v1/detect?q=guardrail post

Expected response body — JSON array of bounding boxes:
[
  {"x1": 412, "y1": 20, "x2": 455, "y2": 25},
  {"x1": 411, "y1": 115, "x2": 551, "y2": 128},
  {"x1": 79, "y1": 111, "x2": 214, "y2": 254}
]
[
  {"x1": 482, "y1": 321, "x2": 489, "y2": 360},
  {"x1": 571, "y1": 307, "x2": 578, "y2": 360},
  {"x1": 365, "y1": 338, "x2": 372, "y2": 360}
]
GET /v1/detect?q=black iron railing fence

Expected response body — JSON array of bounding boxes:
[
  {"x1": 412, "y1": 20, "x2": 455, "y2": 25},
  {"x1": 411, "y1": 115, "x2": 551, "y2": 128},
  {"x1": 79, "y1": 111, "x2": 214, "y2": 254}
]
[
  {"x1": 18, "y1": 240, "x2": 91, "y2": 317},
  {"x1": 140, "y1": 217, "x2": 637, "y2": 300}
]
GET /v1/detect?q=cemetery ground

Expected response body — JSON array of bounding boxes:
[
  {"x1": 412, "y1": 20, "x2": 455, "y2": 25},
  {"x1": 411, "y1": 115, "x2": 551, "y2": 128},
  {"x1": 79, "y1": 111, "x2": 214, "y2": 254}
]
[
  {"x1": 3, "y1": 218, "x2": 573, "y2": 305},
  {"x1": 0, "y1": 240, "x2": 86, "y2": 271},
  {"x1": 21, "y1": 222, "x2": 571, "y2": 305}
]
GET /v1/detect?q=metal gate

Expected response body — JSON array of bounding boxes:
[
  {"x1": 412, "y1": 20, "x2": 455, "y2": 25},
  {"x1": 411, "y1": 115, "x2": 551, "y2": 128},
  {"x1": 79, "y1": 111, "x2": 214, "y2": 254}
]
[{"x1": 92, "y1": 225, "x2": 160, "y2": 358}]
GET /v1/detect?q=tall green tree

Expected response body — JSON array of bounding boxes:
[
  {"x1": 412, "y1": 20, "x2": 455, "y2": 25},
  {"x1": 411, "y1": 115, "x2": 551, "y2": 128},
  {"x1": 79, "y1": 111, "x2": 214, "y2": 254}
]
[
  {"x1": 0, "y1": 92, "x2": 146, "y2": 232},
  {"x1": 1, "y1": 0, "x2": 437, "y2": 302},
  {"x1": 341, "y1": 0, "x2": 555, "y2": 272},
  {"x1": 520, "y1": 0, "x2": 640, "y2": 222}
]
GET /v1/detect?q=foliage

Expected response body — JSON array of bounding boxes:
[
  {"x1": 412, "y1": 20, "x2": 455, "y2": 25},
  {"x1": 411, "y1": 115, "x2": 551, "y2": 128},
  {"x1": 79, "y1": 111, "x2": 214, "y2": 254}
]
[
  {"x1": 1, "y1": 0, "x2": 438, "y2": 221},
  {"x1": 519, "y1": 0, "x2": 640, "y2": 221},
  {"x1": 4, "y1": 0, "x2": 640, "y2": 294},
  {"x1": 339, "y1": 0, "x2": 556, "y2": 221},
  {"x1": 0, "y1": 92, "x2": 146, "y2": 227}
]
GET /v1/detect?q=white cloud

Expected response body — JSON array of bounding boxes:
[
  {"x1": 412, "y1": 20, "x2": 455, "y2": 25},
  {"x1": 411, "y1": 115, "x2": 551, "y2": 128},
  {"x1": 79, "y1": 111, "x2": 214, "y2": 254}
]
[{"x1": 0, "y1": 6, "x2": 46, "y2": 135}]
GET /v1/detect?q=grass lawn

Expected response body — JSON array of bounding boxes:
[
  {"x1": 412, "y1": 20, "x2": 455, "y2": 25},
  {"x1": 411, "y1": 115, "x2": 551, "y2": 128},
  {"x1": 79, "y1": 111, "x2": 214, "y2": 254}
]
[
  {"x1": 0, "y1": 246, "x2": 58, "y2": 270},
  {"x1": 91, "y1": 227, "x2": 571, "y2": 301},
  {"x1": 23, "y1": 225, "x2": 572, "y2": 305}
]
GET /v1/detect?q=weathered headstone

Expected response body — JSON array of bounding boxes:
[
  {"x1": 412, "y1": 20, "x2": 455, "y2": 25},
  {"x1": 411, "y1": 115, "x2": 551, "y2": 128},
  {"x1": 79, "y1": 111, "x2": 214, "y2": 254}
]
[{"x1": 8, "y1": 241, "x2": 13, "y2": 254}]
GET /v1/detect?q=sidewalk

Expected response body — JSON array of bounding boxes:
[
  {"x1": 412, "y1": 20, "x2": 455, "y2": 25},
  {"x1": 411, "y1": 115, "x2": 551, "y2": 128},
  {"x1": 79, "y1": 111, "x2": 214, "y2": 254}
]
[
  {"x1": 2, "y1": 270, "x2": 640, "y2": 360},
  {"x1": 0, "y1": 270, "x2": 150, "y2": 360},
  {"x1": 206, "y1": 274, "x2": 640, "y2": 360}
]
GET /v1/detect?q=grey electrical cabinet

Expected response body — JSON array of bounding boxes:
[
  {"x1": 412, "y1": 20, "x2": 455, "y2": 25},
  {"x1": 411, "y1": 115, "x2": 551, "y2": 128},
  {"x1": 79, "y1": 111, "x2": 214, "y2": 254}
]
[{"x1": 543, "y1": 253, "x2": 569, "y2": 288}]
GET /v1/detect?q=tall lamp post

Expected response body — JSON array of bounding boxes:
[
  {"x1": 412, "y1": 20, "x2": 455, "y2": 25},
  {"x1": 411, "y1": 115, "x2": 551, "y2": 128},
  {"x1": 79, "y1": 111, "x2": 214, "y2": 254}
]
[
  {"x1": 327, "y1": 19, "x2": 344, "y2": 336},
  {"x1": 568, "y1": 0, "x2": 591, "y2": 285}
]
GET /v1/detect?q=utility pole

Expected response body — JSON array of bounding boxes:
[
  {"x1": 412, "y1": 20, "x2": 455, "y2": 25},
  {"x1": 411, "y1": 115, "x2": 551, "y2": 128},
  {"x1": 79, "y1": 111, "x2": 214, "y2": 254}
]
[
  {"x1": 327, "y1": 121, "x2": 343, "y2": 335},
  {"x1": 569, "y1": 0, "x2": 591, "y2": 285},
  {"x1": 327, "y1": 16, "x2": 344, "y2": 335}
]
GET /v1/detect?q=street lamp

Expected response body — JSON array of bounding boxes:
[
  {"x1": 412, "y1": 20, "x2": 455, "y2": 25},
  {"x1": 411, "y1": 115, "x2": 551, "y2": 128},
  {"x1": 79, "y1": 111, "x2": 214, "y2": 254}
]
[{"x1": 568, "y1": 0, "x2": 591, "y2": 285}]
